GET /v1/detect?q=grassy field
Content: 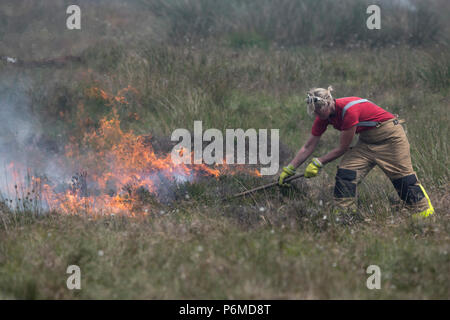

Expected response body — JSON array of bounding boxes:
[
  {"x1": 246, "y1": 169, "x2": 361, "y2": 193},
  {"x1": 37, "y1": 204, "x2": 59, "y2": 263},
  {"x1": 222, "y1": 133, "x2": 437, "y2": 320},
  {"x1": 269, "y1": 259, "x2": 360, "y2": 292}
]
[{"x1": 0, "y1": 0, "x2": 449, "y2": 299}]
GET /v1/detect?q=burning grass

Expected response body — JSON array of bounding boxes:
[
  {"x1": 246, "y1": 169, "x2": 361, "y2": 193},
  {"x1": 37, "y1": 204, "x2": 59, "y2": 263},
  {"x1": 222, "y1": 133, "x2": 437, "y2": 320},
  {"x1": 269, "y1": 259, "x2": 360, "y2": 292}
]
[{"x1": 1, "y1": 86, "x2": 261, "y2": 217}]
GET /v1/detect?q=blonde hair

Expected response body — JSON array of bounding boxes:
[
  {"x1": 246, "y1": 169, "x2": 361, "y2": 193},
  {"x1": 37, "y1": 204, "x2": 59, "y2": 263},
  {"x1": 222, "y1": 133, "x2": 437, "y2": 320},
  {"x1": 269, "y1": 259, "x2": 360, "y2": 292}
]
[{"x1": 306, "y1": 86, "x2": 334, "y2": 116}]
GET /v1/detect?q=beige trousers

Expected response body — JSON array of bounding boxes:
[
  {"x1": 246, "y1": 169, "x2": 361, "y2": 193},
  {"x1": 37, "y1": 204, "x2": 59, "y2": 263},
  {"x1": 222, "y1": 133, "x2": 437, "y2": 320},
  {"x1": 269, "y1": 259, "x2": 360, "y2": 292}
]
[{"x1": 334, "y1": 119, "x2": 430, "y2": 212}]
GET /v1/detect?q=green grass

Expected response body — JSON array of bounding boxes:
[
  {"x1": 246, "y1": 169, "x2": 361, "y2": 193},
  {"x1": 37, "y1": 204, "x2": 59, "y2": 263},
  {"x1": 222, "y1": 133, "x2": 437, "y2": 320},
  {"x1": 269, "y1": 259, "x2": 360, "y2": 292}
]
[{"x1": 0, "y1": 200, "x2": 448, "y2": 299}]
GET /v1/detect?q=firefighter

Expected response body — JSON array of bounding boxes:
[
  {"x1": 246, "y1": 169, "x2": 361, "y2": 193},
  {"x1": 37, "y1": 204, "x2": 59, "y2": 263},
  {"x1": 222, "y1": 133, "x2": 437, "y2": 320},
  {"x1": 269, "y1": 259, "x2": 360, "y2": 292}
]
[{"x1": 278, "y1": 86, "x2": 434, "y2": 219}]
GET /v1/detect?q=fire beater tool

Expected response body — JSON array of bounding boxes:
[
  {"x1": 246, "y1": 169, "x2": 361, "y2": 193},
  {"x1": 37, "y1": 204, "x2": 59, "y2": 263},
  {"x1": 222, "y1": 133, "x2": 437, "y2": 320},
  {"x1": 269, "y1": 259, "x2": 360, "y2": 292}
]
[{"x1": 224, "y1": 173, "x2": 304, "y2": 200}]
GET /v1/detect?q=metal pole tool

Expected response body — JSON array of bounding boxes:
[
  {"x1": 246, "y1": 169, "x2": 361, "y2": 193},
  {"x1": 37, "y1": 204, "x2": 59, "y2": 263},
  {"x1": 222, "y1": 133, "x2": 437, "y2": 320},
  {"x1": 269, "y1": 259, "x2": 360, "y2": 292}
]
[{"x1": 224, "y1": 173, "x2": 304, "y2": 200}]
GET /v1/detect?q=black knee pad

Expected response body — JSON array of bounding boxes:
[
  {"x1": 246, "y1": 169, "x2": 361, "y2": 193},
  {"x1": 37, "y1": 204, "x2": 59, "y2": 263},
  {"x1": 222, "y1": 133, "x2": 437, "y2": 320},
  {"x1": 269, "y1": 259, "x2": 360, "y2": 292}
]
[
  {"x1": 391, "y1": 174, "x2": 425, "y2": 205},
  {"x1": 334, "y1": 168, "x2": 357, "y2": 198}
]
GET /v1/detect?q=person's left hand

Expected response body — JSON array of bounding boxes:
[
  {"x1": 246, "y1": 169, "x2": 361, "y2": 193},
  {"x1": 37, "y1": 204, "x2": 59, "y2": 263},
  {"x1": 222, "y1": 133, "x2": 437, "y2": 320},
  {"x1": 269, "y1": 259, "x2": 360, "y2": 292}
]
[{"x1": 304, "y1": 158, "x2": 323, "y2": 178}]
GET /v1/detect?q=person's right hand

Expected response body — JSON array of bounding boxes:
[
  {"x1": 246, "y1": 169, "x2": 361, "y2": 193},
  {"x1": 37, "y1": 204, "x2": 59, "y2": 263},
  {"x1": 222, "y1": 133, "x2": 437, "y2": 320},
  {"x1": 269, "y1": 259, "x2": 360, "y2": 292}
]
[{"x1": 278, "y1": 164, "x2": 296, "y2": 187}]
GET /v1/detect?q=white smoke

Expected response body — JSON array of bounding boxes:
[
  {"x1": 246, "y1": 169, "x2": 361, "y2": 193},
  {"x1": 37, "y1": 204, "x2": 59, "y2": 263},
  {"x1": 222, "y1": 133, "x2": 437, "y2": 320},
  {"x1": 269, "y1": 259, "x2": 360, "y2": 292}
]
[
  {"x1": 0, "y1": 75, "x2": 40, "y2": 200},
  {"x1": 0, "y1": 74, "x2": 73, "y2": 206}
]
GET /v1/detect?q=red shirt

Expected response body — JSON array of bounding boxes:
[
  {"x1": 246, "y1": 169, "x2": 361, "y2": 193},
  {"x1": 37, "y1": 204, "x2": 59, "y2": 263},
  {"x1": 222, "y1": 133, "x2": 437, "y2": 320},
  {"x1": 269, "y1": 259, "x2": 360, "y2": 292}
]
[{"x1": 311, "y1": 97, "x2": 395, "y2": 136}]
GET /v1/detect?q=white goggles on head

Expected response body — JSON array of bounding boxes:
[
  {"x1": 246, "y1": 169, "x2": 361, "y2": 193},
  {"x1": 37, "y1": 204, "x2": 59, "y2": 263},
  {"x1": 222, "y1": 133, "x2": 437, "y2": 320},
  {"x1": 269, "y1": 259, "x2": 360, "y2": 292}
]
[{"x1": 305, "y1": 93, "x2": 326, "y2": 105}]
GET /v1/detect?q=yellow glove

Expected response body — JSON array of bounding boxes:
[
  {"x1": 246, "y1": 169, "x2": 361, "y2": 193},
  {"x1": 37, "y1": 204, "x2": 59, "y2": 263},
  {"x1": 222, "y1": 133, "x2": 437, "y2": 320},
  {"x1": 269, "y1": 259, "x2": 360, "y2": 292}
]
[
  {"x1": 278, "y1": 164, "x2": 296, "y2": 187},
  {"x1": 412, "y1": 184, "x2": 435, "y2": 220},
  {"x1": 304, "y1": 158, "x2": 323, "y2": 178}
]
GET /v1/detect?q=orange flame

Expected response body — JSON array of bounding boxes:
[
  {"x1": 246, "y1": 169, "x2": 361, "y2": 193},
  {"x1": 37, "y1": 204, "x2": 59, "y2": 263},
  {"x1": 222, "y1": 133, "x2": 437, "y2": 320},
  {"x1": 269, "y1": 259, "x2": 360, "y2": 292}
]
[{"x1": 1, "y1": 86, "x2": 260, "y2": 216}]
